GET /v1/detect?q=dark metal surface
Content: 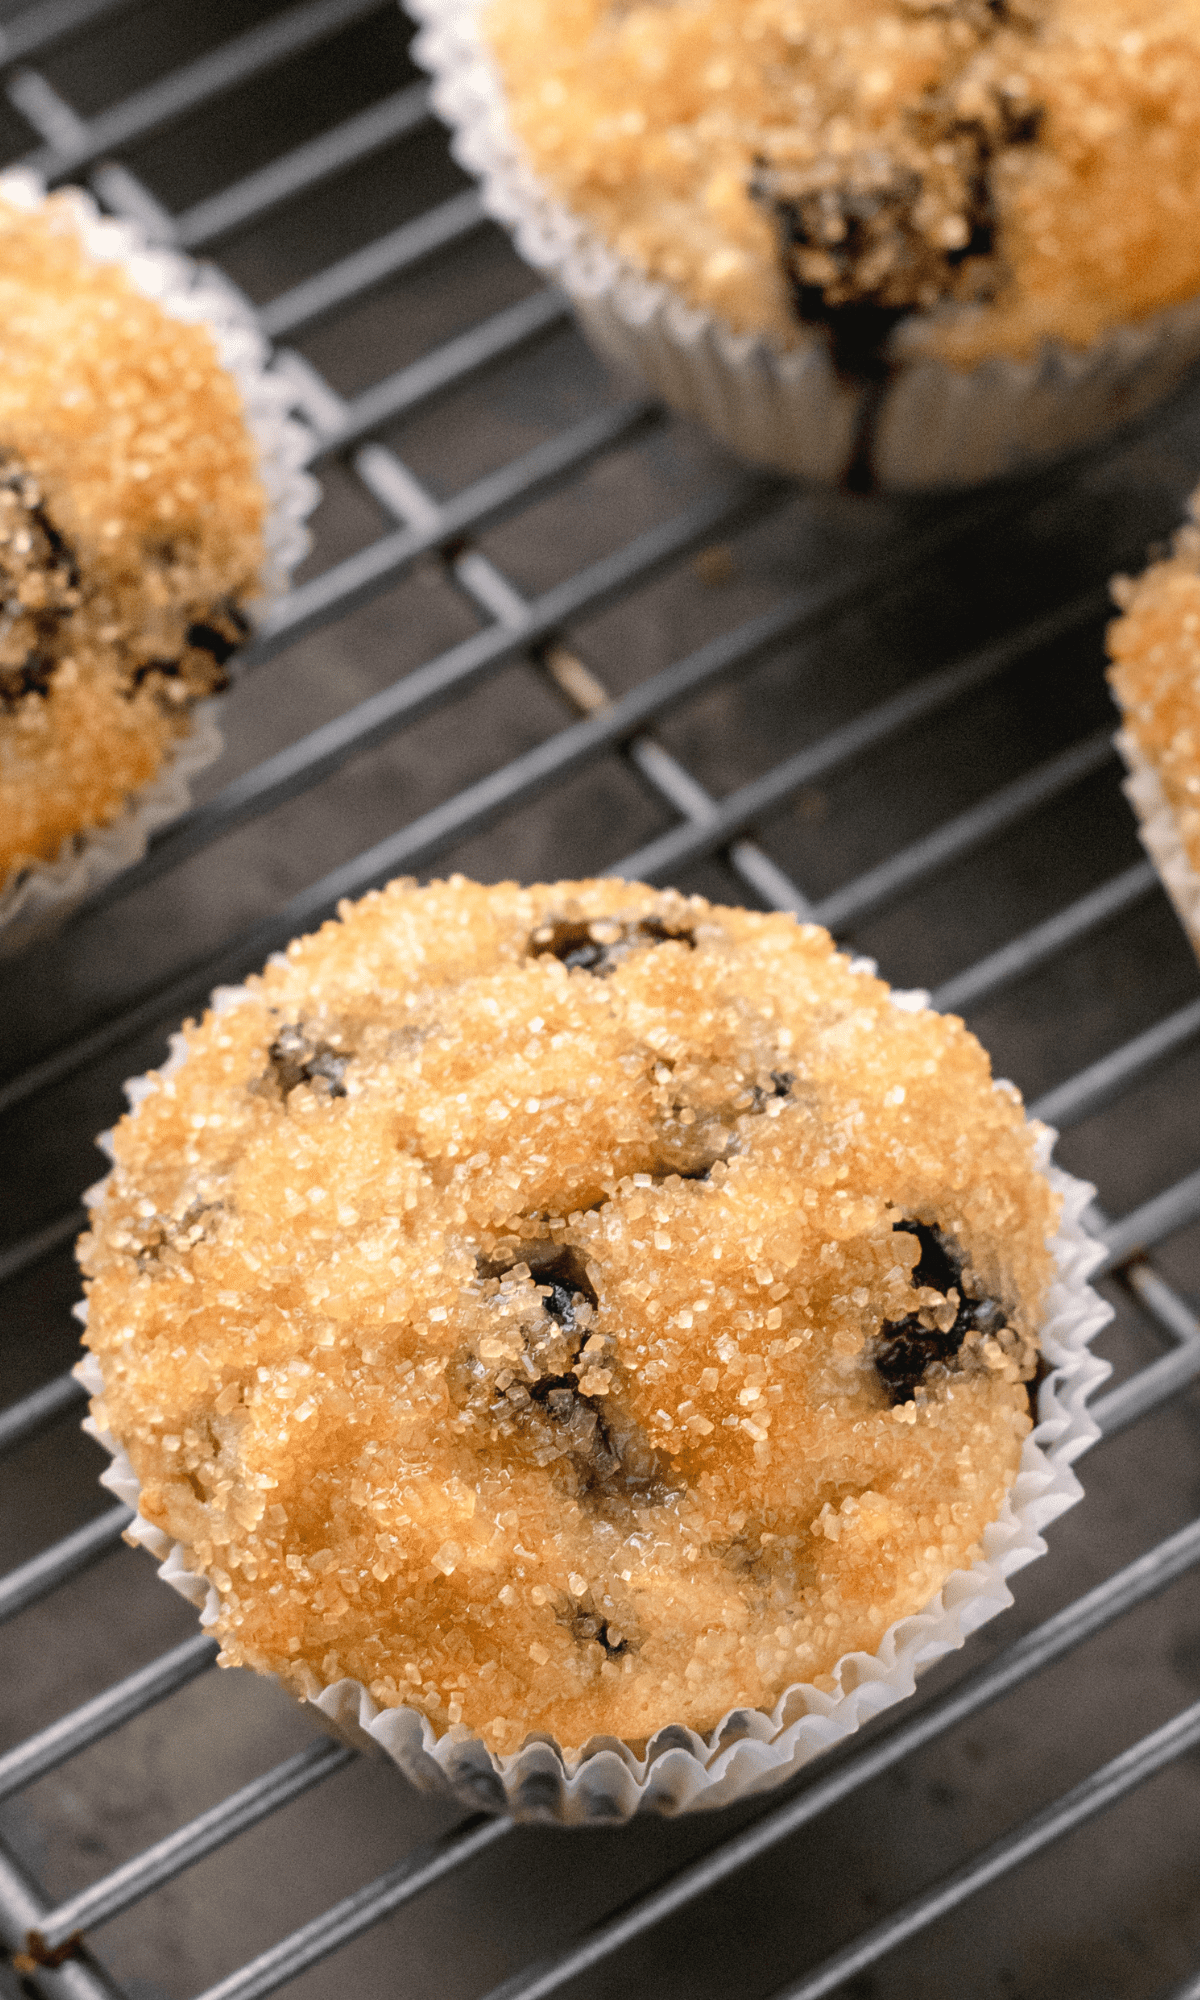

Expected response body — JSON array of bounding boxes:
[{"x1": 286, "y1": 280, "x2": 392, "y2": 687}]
[{"x1": 1, "y1": 4, "x2": 1199, "y2": 1998}]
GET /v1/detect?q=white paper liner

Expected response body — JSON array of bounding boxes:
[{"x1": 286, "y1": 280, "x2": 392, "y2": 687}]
[
  {"x1": 73, "y1": 972, "x2": 1112, "y2": 1823},
  {"x1": 0, "y1": 169, "x2": 321, "y2": 953},
  {"x1": 407, "y1": 0, "x2": 1200, "y2": 492},
  {"x1": 1115, "y1": 727, "x2": 1200, "y2": 957}
]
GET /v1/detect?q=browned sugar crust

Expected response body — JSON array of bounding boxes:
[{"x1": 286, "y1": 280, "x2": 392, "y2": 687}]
[
  {"x1": 1108, "y1": 489, "x2": 1200, "y2": 894},
  {"x1": 80, "y1": 877, "x2": 1058, "y2": 1754},
  {"x1": 485, "y1": 0, "x2": 1200, "y2": 368},
  {"x1": 0, "y1": 191, "x2": 266, "y2": 886}
]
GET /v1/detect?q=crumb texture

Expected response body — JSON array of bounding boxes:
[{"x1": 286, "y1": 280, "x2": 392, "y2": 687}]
[
  {"x1": 0, "y1": 190, "x2": 265, "y2": 886},
  {"x1": 484, "y1": 0, "x2": 1200, "y2": 367},
  {"x1": 81, "y1": 877, "x2": 1057, "y2": 1753}
]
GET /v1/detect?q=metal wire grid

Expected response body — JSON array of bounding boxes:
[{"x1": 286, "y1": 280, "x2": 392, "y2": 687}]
[{"x1": 0, "y1": 1, "x2": 1197, "y2": 1995}]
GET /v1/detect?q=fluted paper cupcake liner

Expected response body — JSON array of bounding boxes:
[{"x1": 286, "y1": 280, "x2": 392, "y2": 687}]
[
  {"x1": 0, "y1": 169, "x2": 320, "y2": 953},
  {"x1": 406, "y1": 0, "x2": 1200, "y2": 492},
  {"x1": 1115, "y1": 728, "x2": 1200, "y2": 957},
  {"x1": 75, "y1": 977, "x2": 1112, "y2": 1823}
]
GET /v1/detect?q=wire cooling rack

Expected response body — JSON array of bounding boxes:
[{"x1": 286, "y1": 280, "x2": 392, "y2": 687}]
[{"x1": 1, "y1": 3, "x2": 1200, "y2": 1997}]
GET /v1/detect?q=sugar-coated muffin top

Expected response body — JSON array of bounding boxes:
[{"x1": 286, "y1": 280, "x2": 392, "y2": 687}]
[
  {"x1": 485, "y1": 0, "x2": 1200, "y2": 370},
  {"x1": 1109, "y1": 488, "x2": 1200, "y2": 892},
  {"x1": 80, "y1": 877, "x2": 1057, "y2": 1754},
  {"x1": 0, "y1": 188, "x2": 265, "y2": 887}
]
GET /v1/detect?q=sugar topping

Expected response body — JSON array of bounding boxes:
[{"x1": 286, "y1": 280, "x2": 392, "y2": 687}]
[
  {"x1": 80, "y1": 876, "x2": 1057, "y2": 1753},
  {"x1": 484, "y1": 0, "x2": 1200, "y2": 370},
  {"x1": 1109, "y1": 486, "x2": 1200, "y2": 892},
  {"x1": 0, "y1": 189, "x2": 265, "y2": 888}
]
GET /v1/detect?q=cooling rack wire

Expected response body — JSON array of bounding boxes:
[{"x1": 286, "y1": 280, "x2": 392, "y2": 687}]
[{"x1": 0, "y1": 3, "x2": 1199, "y2": 1997}]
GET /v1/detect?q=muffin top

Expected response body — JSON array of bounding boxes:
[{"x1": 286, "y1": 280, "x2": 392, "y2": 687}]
[
  {"x1": 1109, "y1": 486, "x2": 1200, "y2": 890},
  {"x1": 485, "y1": 0, "x2": 1200, "y2": 372},
  {"x1": 80, "y1": 876, "x2": 1057, "y2": 1754},
  {"x1": 0, "y1": 186, "x2": 265, "y2": 886}
]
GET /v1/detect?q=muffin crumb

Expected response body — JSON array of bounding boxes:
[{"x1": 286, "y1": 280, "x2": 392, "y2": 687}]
[
  {"x1": 1108, "y1": 487, "x2": 1200, "y2": 935},
  {"x1": 81, "y1": 876, "x2": 1058, "y2": 1752},
  {"x1": 485, "y1": 0, "x2": 1200, "y2": 368},
  {"x1": 0, "y1": 187, "x2": 265, "y2": 887}
]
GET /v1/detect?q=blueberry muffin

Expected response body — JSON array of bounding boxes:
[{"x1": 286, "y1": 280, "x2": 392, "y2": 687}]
[
  {"x1": 0, "y1": 185, "x2": 266, "y2": 893},
  {"x1": 1108, "y1": 486, "x2": 1200, "y2": 949},
  {"x1": 484, "y1": 0, "x2": 1200, "y2": 376},
  {"x1": 79, "y1": 876, "x2": 1059, "y2": 1755}
]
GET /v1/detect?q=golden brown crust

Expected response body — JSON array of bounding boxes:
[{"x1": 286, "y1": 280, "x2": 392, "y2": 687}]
[
  {"x1": 1108, "y1": 491, "x2": 1200, "y2": 891},
  {"x1": 80, "y1": 876, "x2": 1057, "y2": 1752},
  {"x1": 485, "y1": 0, "x2": 1200, "y2": 367},
  {"x1": 0, "y1": 190, "x2": 265, "y2": 884}
]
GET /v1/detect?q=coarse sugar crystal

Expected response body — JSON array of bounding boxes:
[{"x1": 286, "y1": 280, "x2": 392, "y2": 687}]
[
  {"x1": 0, "y1": 188, "x2": 265, "y2": 885},
  {"x1": 81, "y1": 875, "x2": 1057, "y2": 1753},
  {"x1": 486, "y1": 0, "x2": 1200, "y2": 370}
]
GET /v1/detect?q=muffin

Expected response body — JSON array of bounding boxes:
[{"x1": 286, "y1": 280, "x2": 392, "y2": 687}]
[
  {"x1": 0, "y1": 171, "x2": 316, "y2": 949},
  {"x1": 1108, "y1": 486, "x2": 1200, "y2": 955},
  {"x1": 411, "y1": 0, "x2": 1200, "y2": 488},
  {"x1": 77, "y1": 876, "x2": 1108, "y2": 1818}
]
